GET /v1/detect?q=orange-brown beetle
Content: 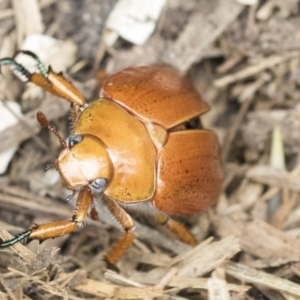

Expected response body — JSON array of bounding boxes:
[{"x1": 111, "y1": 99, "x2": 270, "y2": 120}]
[{"x1": 0, "y1": 51, "x2": 223, "y2": 265}]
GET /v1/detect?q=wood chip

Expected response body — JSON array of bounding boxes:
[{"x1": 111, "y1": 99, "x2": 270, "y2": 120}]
[
  {"x1": 214, "y1": 52, "x2": 299, "y2": 88},
  {"x1": 207, "y1": 267, "x2": 230, "y2": 300},
  {"x1": 73, "y1": 279, "x2": 163, "y2": 299},
  {"x1": 227, "y1": 262, "x2": 300, "y2": 298},
  {"x1": 162, "y1": 0, "x2": 244, "y2": 72},
  {"x1": 246, "y1": 165, "x2": 300, "y2": 193},
  {"x1": 215, "y1": 218, "x2": 300, "y2": 267},
  {"x1": 175, "y1": 235, "x2": 240, "y2": 277},
  {"x1": 12, "y1": 0, "x2": 43, "y2": 47}
]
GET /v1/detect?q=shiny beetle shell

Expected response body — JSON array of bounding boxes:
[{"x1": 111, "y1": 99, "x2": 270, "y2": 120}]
[{"x1": 69, "y1": 65, "x2": 223, "y2": 214}]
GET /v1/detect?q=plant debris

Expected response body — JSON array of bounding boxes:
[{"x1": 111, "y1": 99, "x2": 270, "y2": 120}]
[{"x1": 1, "y1": 0, "x2": 300, "y2": 299}]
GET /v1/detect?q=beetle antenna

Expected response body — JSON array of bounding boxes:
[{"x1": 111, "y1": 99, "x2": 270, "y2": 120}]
[
  {"x1": 14, "y1": 50, "x2": 48, "y2": 78},
  {"x1": 0, "y1": 58, "x2": 32, "y2": 82},
  {"x1": 37, "y1": 111, "x2": 68, "y2": 149}
]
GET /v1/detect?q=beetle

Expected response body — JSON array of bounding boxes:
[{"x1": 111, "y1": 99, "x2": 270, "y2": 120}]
[{"x1": 0, "y1": 51, "x2": 223, "y2": 265}]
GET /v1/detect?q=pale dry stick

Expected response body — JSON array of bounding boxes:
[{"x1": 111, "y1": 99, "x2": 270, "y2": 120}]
[
  {"x1": 0, "y1": 97, "x2": 70, "y2": 154},
  {"x1": 0, "y1": 192, "x2": 71, "y2": 220},
  {"x1": 0, "y1": 291, "x2": 9, "y2": 300},
  {"x1": 133, "y1": 238, "x2": 152, "y2": 254},
  {"x1": 162, "y1": 0, "x2": 244, "y2": 72},
  {"x1": 52, "y1": 270, "x2": 83, "y2": 289},
  {"x1": 155, "y1": 267, "x2": 178, "y2": 290},
  {"x1": 0, "y1": 221, "x2": 24, "y2": 233},
  {"x1": 104, "y1": 270, "x2": 144, "y2": 287},
  {"x1": 1, "y1": 100, "x2": 49, "y2": 152},
  {"x1": 176, "y1": 236, "x2": 240, "y2": 278},
  {"x1": 214, "y1": 52, "x2": 299, "y2": 88},
  {"x1": 222, "y1": 76, "x2": 267, "y2": 161},
  {"x1": 131, "y1": 270, "x2": 251, "y2": 293},
  {"x1": 270, "y1": 188, "x2": 298, "y2": 229},
  {"x1": 256, "y1": 1, "x2": 276, "y2": 21},
  {"x1": 145, "y1": 268, "x2": 178, "y2": 300},
  {"x1": 40, "y1": 0, "x2": 59, "y2": 9},
  {"x1": 260, "y1": 162, "x2": 300, "y2": 202},
  {"x1": 226, "y1": 262, "x2": 300, "y2": 297},
  {"x1": 0, "y1": 274, "x2": 17, "y2": 300},
  {"x1": 0, "y1": 0, "x2": 59, "y2": 21},
  {"x1": 0, "y1": 9, "x2": 13, "y2": 21},
  {"x1": 216, "y1": 53, "x2": 244, "y2": 74},
  {"x1": 222, "y1": 94, "x2": 251, "y2": 161},
  {"x1": 8, "y1": 267, "x2": 84, "y2": 300},
  {"x1": 246, "y1": 166, "x2": 300, "y2": 192},
  {"x1": 73, "y1": 278, "x2": 164, "y2": 299},
  {"x1": 223, "y1": 163, "x2": 250, "y2": 191},
  {"x1": 11, "y1": 0, "x2": 43, "y2": 47},
  {"x1": 0, "y1": 227, "x2": 35, "y2": 263},
  {"x1": 207, "y1": 267, "x2": 230, "y2": 300},
  {"x1": 168, "y1": 276, "x2": 250, "y2": 294}
]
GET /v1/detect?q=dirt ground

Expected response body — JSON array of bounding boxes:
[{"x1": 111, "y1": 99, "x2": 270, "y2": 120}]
[{"x1": 1, "y1": 0, "x2": 300, "y2": 299}]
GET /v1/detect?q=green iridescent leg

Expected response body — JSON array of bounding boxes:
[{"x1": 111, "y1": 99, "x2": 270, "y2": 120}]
[{"x1": 0, "y1": 230, "x2": 31, "y2": 247}]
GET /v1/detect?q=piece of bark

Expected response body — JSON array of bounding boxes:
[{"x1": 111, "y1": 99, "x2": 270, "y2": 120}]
[
  {"x1": 162, "y1": 0, "x2": 244, "y2": 72},
  {"x1": 175, "y1": 235, "x2": 240, "y2": 277},
  {"x1": 227, "y1": 262, "x2": 300, "y2": 298},
  {"x1": 215, "y1": 217, "x2": 300, "y2": 267}
]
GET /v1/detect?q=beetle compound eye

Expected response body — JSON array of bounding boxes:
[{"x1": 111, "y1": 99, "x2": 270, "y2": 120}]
[
  {"x1": 68, "y1": 135, "x2": 83, "y2": 147},
  {"x1": 91, "y1": 178, "x2": 107, "y2": 193}
]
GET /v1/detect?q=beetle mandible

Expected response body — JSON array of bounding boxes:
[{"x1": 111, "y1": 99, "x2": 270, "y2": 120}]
[{"x1": 0, "y1": 51, "x2": 223, "y2": 265}]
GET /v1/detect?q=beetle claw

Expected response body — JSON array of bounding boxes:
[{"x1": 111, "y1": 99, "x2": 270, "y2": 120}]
[
  {"x1": 65, "y1": 190, "x2": 76, "y2": 202},
  {"x1": 44, "y1": 163, "x2": 54, "y2": 172}
]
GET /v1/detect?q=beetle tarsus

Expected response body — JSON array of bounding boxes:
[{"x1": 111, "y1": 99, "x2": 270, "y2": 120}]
[
  {"x1": 0, "y1": 58, "x2": 32, "y2": 82},
  {"x1": 14, "y1": 50, "x2": 48, "y2": 78},
  {"x1": 0, "y1": 230, "x2": 31, "y2": 248},
  {"x1": 65, "y1": 190, "x2": 76, "y2": 202},
  {"x1": 44, "y1": 163, "x2": 54, "y2": 172},
  {"x1": 155, "y1": 213, "x2": 198, "y2": 246}
]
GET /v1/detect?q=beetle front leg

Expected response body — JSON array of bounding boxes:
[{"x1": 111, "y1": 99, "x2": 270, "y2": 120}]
[
  {"x1": 0, "y1": 51, "x2": 86, "y2": 108},
  {"x1": 155, "y1": 214, "x2": 198, "y2": 247},
  {"x1": 0, "y1": 187, "x2": 92, "y2": 248},
  {"x1": 101, "y1": 196, "x2": 135, "y2": 266}
]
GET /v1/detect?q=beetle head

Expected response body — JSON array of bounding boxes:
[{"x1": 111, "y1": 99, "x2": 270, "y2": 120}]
[
  {"x1": 56, "y1": 135, "x2": 112, "y2": 191},
  {"x1": 36, "y1": 111, "x2": 112, "y2": 192}
]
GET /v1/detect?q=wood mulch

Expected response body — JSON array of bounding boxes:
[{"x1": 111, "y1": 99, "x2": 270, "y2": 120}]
[{"x1": 1, "y1": 0, "x2": 300, "y2": 299}]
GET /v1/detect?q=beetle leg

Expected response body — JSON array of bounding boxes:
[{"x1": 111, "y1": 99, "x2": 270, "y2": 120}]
[
  {"x1": 155, "y1": 214, "x2": 198, "y2": 247},
  {"x1": 1, "y1": 51, "x2": 86, "y2": 108},
  {"x1": 101, "y1": 196, "x2": 135, "y2": 265},
  {"x1": 0, "y1": 58, "x2": 32, "y2": 81},
  {"x1": 69, "y1": 103, "x2": 82, "y2": 131},
  {"x1": 14, "y1": 50, "x2": 48, "y2": 77},
  {"x1": 0, "y1": 187, "x2": 92, "y2": 248}
]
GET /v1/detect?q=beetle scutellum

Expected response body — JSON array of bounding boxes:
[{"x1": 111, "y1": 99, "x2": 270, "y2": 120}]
[{"x1": 0, "y1": 51, "x2": 223, "y2": 265}]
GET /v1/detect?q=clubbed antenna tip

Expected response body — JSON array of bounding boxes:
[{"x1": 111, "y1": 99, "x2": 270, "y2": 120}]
[
  {"x1": 37, "y1": 111, "x2": 48, "y2": 127},
  {"x1": 37, "y1": 111, "x2": 68, "y2": 149}
]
